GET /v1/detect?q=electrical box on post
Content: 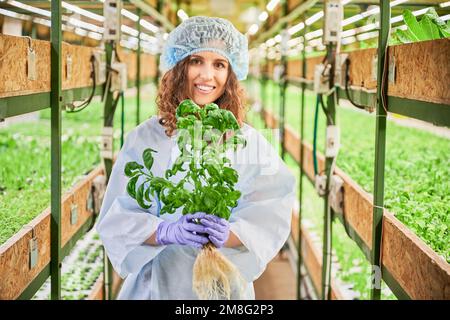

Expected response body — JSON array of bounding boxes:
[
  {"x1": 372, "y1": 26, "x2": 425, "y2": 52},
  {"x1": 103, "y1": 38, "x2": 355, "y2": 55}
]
[
  {"x1": 313, "y1": 63, "x2": 329, "y2": 94},
  {"x1": 103, "y1": 0, "x2": 122, "y2": 41},
  {"x1": 334, "y1": 53, "x2": 348, "y2": 87},
  {"x1": 315, "y1": 174, "x2": 327, "y2": 197},
  {"x1": 94, "y1": 51, "x2": 107, "y2": 84},
  {"x1": 280, "y1": 29, "x2": 290, "y2": 57},
  {"x1": 324, "y1": 0, "x2": 343, "y2": 44},
  {"x1": 101, "y1": 126, "x2": 114, "y2": 160},
  {"x1": 329, "y1": 175, "x2": 344, "y2": 214},
  {"x1": 325, "y1": 125, "x2": 340, "y2": 158},
  {"x1": 111, "y1": 62, "x2": 128, "y2": 92},
  {"x1": 273, "y1": 64, "x2": 284, "y2": 82}
]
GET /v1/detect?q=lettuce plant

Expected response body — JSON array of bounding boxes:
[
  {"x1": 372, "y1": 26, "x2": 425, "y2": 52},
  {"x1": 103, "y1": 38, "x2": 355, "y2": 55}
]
[{"x1": 392, "y1": 8, "x2": 450, "y2": 44}]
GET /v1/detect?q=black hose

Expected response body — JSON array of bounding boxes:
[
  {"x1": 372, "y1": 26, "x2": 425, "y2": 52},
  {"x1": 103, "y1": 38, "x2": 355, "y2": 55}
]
[
  {"x1": 344, "y1": 58, "x2": 366, "y2": 110},
  {"x1": 66, "y1": 55, "x2": 97, "y2": 113}
]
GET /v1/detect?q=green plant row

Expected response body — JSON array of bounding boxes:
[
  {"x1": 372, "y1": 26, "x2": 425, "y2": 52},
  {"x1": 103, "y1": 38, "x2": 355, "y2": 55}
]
[
  {"x1": 0, "y1": 88, "x2": 157, "y2": 246},
  {"x1": 245, "y1": 110, "x2": 395, "y2": 300},
  {"x1": 33, "y1": 231, "x2": 103, "y2": 300},
  {"x1": 391, "y1": 8, "x2": 450, "y2": 45},
  {"x1": 250, "y1": 79, "x2": 449, "y2": 263}
]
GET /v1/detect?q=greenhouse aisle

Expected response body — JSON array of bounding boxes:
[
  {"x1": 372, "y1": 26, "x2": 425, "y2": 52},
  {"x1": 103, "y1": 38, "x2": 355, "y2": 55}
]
[{"x1": 254, "y1": 251, "x2": 296, "y2": 300}]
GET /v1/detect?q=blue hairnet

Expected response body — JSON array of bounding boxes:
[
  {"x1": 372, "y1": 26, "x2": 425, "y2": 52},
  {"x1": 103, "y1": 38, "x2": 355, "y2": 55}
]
[{"x1": 160, "y1": 16, "x2": 249, "y2": 81}]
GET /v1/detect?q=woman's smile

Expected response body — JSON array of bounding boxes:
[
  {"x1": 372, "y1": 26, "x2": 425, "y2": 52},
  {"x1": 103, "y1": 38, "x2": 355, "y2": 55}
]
[{"x1": 194, "y1": 83, "x2": 216, "y2": 94}]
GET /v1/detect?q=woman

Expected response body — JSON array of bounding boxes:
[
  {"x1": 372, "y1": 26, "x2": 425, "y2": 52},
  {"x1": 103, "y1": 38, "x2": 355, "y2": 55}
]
[{"x1": 96, "y1": 16, "x2": 296, "y2": 300}]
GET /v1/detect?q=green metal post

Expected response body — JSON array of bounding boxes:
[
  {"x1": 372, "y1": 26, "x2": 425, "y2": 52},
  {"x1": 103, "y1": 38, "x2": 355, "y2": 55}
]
[
  {"x1": 154, "y1": 0, "x2": 164, "y2": 88},
  {"x1": 121, "y1": 92, "x2": 125, "y2": 147},
  {"x1": 103, "y1": 41, "x2": 117, "y2": 300},
  {"x1": 371, "y1": 0, "x2": 390, "y2": 300},
  {"x1": 50, "y1": 0, "x2": 62, "y2": 300},
  {"x1": 297, "y1": 23, "x2": 307, "y2": 300},
  {"x1": 260, "y1": 65, "x2": 267, "y2": 128},
  {"x1": 103, "y1": 42, "x2": 115, "y2": 181},
  {"x1": 136, "y1": 8, "x2": 141, "y2": 125},
  {"x1": 279, "y1": 0, "x2": 288, "y2": 160},
  {"x1": 321, "y1": 43, "x2": 337, "y2": 301},
  {"x1": 31, "y1": 24, "x2": 37, "y2": 39}
]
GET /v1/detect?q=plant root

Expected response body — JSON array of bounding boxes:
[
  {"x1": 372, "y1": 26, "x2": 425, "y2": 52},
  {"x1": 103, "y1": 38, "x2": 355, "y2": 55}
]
[{"x1": 193, "y1": 242, "x2": 245, "y2": 300}]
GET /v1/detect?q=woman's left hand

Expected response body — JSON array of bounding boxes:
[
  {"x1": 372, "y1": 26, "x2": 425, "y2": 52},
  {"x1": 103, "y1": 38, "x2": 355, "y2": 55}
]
[{"x1": 200, "y1": 215, "x2": 230, "y2": 248}]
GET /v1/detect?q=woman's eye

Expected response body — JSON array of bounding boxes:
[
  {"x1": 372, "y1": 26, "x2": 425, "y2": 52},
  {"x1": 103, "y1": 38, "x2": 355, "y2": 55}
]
[
  {"x1": 191, "y1": 59, "x2": 201, "y2": 64},
  {"x1": 216, "y1": 63, "x2": 225, "y2": 68}
]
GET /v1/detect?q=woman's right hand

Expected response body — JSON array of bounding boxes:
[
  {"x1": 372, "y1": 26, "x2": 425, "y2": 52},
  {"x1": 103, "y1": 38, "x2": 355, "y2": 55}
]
[{"x1": 155, "y1": 212, "x2": 210, "y2": 249}]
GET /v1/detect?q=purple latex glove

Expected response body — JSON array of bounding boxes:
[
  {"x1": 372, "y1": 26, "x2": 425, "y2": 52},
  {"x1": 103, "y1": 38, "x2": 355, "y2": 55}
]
[
  {"x1": 200, "y1": 215, "x2": 230, "y2": 248},
  {"x1": 156, "y1": 212, "x2": 210, "y2": 249}
]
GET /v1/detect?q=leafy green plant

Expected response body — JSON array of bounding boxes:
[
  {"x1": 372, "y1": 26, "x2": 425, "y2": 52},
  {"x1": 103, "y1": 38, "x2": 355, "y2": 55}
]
[
  {"x1": 392, "y1": 8, "x2": 450, "y2": 44},
  {"x1": 125, "y1": 99, "x2": 248, "y2": 300},
  {"x1": 125, "y1": 99, "x2": 246, "y2": 220}
]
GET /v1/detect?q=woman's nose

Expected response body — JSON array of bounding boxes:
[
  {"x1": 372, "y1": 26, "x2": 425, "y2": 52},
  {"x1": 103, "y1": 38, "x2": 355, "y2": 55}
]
[{"x1": 198, "y1": 64, "x2": 214, "y2": 80}]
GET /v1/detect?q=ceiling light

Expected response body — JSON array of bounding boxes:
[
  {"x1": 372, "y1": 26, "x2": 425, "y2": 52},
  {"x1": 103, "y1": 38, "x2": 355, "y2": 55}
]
[
  {"x1": 177, "y1": 9, "x2": 189, "y2": 21},
  {"x1": 288, "y1": 22, "x2": 305, "y2": 35},
  {"x1": 248, "y1": 24, "x2": 259, "y2": 36},
  {"x1": 305, "y1": 11, "x2": 324, "y2": 26},
  {"x1": 140, "y1": 19, "x2": 158, "y2": 33},
  {"x1": 7, "y1": 0, "x2": 50, "y2": 17},
  {"x1": 0, "y1": 7, "x2": 30, "y2": 20},
  {"x1": 305, "y1": 29, "x2": 323, "y2": 40},
  {"x1": 121, "y1": 9, "x2": 139, "y2": 22},
  {"x1": 266, "y1": 0, "x2": 280, "y2": 12},
  {"x1": 62, "y1": 1, "x2": 104, "y2": 22},
  {"x1": 259, "y1": 11, "x2": 269, "y2": 22}
]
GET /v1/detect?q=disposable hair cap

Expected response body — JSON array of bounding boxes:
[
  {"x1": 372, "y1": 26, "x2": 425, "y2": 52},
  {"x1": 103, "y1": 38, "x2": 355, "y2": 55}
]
[{"x1": 159, "y1": 16, "x2": 249, "y2": 81}]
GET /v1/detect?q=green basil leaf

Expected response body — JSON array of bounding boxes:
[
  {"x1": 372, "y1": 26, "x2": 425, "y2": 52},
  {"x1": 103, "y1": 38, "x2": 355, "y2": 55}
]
[
  {"x1": 124, "y1": 161, "x2": 143, "y2": 177},
  {"x1": 176, "y1": 99, "x2": 200, "y2": 118},
  {"x1": 143, "y1": 148, "x2": 155, "y2": 171},
  {"x1": 126, "y1": 176, "x2": 139, "y2": 199},
  {"x1": 136, "y1": 183, "x2": 151, "y2": 209}
]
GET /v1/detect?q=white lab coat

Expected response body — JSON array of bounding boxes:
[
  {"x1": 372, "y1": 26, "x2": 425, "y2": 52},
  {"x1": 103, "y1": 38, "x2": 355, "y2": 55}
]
[{"x1": 96, "y1": 115, "x2": 296, "y2": 300}]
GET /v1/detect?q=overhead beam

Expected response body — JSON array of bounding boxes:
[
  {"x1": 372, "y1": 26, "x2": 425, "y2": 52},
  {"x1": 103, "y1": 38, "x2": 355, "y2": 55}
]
[{"x1": 253, "y1": 0, "x2": 319, "y2": 47}]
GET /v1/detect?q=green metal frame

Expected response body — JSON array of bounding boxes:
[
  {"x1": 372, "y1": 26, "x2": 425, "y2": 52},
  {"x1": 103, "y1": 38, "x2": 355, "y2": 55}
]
[
  {"x1": 275, "y1": 78, "x2": 450, "y2": 128},
  {"x1": 321, "y1": 44, "x2": 337, "y2": 301},
  {"x1": 136, "y1": 8, "x2": 142, "y2": 126},
  {"x1": 370, "y1": 0, "x2": 390, "y2": 300},
  {"x1": 102, "y1": 40, "x2": 116, "y2": 301},
  {"x1": 259, "y1": 67, "x2": 267, "y2": 129},
  {"x1": 50, "y1": 0, "x2": 62, "y2": 300},
  {"x1": 279, "y1": 0, "x2": 288, "y2": 161},
  {"x1": 0, "y1": 86, "x2": 104, "y2": 121},
  {"x1": 387, "y1": 96, "x2": 450, "y2": 127},
  {"x1": 297, "y1": 21, "x2": 307, "y2": 301}
]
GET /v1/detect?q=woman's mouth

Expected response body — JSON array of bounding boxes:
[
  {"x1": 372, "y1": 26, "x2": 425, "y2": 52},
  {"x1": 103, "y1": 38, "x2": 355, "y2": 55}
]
[{"x1": 194, "y1": 84, "x2": 215, "y2": 94}]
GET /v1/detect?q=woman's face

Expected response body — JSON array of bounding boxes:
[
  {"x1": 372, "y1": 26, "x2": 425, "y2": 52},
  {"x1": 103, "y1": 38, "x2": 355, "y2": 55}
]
[{"x1": 186, "y1": 51, "x2": 229, "y2": 106}]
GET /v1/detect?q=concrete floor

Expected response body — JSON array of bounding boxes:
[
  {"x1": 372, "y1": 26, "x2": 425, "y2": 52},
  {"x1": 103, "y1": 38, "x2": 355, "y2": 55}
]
[{"x1": 254, "y1": 251, "x2": 297, "y2": 300}]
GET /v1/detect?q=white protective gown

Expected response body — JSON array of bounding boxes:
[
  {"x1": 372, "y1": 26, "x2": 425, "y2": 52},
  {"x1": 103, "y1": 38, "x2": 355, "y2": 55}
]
[{"x1": 96, "y1": 115, "x2": 296, "y2": 300}]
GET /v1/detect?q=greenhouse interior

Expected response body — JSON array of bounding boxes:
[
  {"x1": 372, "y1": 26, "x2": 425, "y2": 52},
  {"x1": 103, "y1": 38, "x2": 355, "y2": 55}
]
[{"x1": 0, "y1": 0, "x2": 449, "y2": 302}]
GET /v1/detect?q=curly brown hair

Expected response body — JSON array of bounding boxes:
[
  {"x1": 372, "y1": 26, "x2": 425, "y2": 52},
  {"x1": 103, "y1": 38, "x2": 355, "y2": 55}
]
[{"x1": 156, "y1": 56, "x2": 247, "y2": 137}]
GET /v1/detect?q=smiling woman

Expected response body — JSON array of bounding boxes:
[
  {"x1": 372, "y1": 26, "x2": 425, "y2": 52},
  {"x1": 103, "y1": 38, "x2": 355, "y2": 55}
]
[
  {"x1": 187, "y1": 52, "x2": 229, "y2": 106},
  {"x1": 96, "y1": 16, "x2": 296, "y2": 300},
  {"x1": 156, "y1": 48, "x2": 247, "y2": 137}
]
